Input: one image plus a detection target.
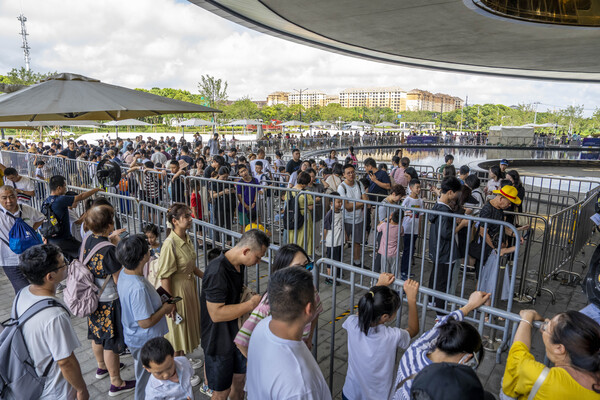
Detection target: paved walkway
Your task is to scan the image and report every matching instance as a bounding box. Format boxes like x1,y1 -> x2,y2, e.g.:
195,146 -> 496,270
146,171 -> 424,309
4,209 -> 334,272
0,233 -> 595,399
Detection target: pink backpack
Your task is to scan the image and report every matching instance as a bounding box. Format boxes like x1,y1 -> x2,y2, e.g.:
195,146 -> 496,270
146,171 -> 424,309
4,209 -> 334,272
63,237 -> 115,318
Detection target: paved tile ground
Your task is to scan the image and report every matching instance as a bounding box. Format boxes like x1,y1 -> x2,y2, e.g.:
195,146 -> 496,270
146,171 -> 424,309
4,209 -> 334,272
0,229 -> 596,399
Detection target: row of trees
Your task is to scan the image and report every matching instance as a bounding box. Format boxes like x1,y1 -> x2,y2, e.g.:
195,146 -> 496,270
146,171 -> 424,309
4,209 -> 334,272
2,68 -> 599,134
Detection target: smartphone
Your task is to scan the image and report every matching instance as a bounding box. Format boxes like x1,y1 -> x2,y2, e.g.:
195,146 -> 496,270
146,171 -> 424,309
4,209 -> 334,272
156,287 -> 172,303
167,296 -> 183,304
119,230 -> 129,239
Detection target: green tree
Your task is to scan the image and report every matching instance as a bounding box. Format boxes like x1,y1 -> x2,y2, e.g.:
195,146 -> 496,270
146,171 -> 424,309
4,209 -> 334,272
0,67 -> 56,93
224,97 -> 260,120
197,75 -> 228,108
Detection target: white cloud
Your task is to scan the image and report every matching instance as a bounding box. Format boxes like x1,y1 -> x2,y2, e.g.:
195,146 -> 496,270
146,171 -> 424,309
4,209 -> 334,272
1,0 -> 599,115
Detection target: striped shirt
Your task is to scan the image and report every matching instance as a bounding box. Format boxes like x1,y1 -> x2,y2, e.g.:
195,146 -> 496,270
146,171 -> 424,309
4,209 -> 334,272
234,290 -> 323,348
392,310 -> 464,400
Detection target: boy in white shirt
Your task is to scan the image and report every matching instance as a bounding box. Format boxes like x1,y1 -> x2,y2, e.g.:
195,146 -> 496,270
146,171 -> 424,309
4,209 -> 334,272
142,337 -> 196,400
400,179 -> 424,280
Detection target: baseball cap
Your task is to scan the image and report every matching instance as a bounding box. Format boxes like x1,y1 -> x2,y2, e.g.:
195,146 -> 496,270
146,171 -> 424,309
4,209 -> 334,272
492,185 -> 521,205
410,363 -> 495,400
500,159 -> 509,166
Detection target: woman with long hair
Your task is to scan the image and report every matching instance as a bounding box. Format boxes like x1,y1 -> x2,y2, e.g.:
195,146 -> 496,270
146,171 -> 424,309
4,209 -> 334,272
83,205 -> 135,396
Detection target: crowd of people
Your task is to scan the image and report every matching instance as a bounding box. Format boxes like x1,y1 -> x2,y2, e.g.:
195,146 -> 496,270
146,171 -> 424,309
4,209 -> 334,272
0,134 -> 599,400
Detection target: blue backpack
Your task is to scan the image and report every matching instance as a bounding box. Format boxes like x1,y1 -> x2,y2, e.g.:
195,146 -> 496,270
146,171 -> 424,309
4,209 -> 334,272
1,206 -> 43,254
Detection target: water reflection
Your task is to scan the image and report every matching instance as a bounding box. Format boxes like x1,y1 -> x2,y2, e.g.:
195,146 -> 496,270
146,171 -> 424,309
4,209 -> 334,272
354,148 -> 587,168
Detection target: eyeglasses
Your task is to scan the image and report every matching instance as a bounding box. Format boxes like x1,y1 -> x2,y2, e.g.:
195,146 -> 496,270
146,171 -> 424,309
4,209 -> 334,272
51,260 -> 68,273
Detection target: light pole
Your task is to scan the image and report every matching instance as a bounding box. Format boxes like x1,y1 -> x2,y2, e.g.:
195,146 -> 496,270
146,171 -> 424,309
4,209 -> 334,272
293,88 -> 308,122
533,101 -> 541,124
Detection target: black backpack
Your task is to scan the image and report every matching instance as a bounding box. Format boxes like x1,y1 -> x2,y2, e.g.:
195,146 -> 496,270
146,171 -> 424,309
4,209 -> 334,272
39,197 -> 62,239
283,193 -> 304,230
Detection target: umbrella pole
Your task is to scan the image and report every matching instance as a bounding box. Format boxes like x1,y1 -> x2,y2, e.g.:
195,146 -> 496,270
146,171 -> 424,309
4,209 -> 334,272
116,126 -> 119,140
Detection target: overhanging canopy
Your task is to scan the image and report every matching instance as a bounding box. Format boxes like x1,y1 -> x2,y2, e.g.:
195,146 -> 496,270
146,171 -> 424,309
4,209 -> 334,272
190,0 -> 600,82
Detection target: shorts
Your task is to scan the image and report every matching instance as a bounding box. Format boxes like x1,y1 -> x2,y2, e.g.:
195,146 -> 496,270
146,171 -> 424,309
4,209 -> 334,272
344,222 -> 364,243
204,347 -> 247,392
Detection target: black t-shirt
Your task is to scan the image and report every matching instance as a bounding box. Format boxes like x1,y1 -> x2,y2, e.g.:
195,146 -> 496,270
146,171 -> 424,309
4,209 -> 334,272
171,175 -> 185,203
200,253 -> 245,356
59,148 -> 77,159
44,195 -> 75,240
286,159 -> 302,174
204,166 -> 215,179
83,234 -> 121,277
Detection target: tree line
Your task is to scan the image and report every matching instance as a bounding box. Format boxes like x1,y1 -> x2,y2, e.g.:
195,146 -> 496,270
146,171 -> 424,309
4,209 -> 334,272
2,68 -> 599,135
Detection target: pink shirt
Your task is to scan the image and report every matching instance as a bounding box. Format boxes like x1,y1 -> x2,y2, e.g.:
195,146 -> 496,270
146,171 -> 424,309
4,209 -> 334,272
377,222 -> 400,257
234,290 -> 323,348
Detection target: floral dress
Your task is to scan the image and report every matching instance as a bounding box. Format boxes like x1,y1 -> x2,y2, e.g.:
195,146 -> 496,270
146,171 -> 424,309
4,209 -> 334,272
84,234 -> 125,353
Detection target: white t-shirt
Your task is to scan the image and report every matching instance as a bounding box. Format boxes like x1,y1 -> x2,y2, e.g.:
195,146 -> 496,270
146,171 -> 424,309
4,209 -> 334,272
246,316 -> 332,400
15,287 -> 81,400
401,196 -> 424,235
324,210 -> 344,247
9,176 -> 35,205
250,159 -> 272,177
0,204 -> 44,267
342,315 -> 411,400
338,181 -> 365,224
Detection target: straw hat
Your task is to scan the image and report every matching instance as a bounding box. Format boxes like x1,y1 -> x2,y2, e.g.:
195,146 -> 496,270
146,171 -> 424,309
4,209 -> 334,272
492,185 -> 521,205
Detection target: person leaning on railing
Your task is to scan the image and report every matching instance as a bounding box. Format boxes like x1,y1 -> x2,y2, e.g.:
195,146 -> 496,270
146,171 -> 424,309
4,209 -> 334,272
501,310 -> 600,399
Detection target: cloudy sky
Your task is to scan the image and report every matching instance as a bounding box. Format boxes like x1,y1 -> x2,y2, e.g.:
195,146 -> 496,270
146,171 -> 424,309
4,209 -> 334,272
1,0 -> 599,115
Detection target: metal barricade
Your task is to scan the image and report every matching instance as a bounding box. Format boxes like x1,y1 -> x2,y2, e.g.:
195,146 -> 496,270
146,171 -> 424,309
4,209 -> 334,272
313,258 -> 539,395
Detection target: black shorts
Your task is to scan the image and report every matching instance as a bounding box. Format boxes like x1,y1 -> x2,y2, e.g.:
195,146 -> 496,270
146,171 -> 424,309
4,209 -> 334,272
204,347 -> 247,392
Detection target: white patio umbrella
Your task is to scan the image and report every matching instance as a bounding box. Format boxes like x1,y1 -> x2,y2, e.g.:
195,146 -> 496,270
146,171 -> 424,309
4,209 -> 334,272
104,119 -> 152,139
177,118 -> 217,137
0,120 -> 101,143
225,119 -> 262,135
375,122 -> 398,128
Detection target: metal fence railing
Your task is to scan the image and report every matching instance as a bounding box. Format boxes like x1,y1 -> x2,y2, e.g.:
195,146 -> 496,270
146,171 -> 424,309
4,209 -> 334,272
3,150 -> 598,316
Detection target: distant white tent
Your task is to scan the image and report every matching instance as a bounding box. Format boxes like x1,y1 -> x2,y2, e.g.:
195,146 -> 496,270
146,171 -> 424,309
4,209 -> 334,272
104,119 -> 152,126
225,119 -> 262,135
309,121 -> 334,127
177,118 -> 216,126
347,121 -> 372,128
278,120 -> 306,126
375,122 -> 398,128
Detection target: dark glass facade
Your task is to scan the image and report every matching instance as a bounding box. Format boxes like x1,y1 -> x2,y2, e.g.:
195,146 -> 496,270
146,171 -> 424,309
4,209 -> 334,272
474,0 -> 600,26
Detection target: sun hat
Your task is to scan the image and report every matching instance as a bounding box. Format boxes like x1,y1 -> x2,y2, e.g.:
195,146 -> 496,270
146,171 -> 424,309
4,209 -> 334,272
410,363 -> 495,400
493,185 -> 521,205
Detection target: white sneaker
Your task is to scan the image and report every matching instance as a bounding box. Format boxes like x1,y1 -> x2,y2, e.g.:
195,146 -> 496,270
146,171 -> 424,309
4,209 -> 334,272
188,358 -> 203,369
190,375 -> 201,387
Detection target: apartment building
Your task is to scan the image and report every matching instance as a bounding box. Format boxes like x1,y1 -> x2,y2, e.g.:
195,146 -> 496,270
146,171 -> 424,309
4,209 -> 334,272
267,88 -> 462,112
266,91 -> 289,106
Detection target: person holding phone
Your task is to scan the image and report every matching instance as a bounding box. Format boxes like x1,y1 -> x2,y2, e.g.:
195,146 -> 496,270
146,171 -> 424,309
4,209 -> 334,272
116,234 -> 177,400
156,203 -> 204,359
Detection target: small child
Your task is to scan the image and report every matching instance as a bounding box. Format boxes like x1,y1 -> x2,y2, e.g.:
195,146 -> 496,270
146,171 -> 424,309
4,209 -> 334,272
35,160 -> 45,180
400,179 -> 423,280
323,192 -> 344,285
143,224 -> 161,257
377,210 -> 402,275
342,274 -> 419,400
142,337 -> 197,400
